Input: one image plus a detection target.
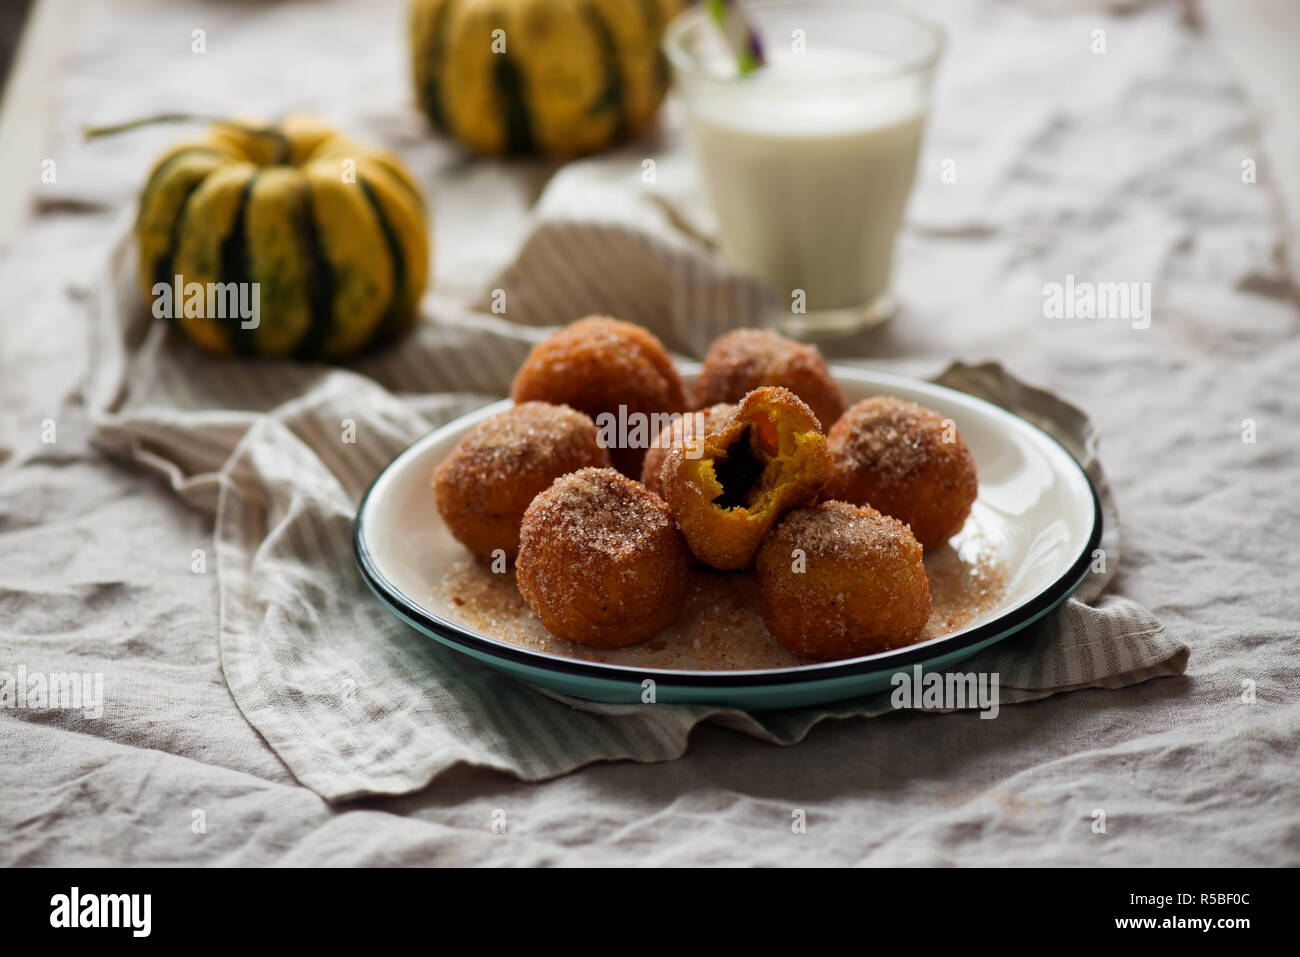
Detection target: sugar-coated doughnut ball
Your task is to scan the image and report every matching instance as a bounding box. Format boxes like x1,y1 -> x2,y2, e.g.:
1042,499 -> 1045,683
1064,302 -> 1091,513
693,329 -> 846,433
824,396 -> 978,550
661,386 -> 830,570
516,467 -> 691,648
640,402 -> 737,499
432,402 -> 609,560
756,501 -> 931,660
510,316 -> 687,477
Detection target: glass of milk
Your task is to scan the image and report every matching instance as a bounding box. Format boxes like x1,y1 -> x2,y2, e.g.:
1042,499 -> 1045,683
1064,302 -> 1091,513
664,2 -> 944,337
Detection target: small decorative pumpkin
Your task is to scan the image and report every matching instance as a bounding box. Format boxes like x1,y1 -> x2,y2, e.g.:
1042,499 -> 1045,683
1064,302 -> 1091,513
410,0 -> 687,157
132,114 -> 429,359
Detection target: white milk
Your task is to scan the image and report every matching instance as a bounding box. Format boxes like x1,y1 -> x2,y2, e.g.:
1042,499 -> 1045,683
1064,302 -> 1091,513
683,49 -> 929,314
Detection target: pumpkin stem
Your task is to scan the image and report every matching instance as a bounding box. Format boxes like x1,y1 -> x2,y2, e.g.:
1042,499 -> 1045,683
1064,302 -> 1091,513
83,113 -> 294,164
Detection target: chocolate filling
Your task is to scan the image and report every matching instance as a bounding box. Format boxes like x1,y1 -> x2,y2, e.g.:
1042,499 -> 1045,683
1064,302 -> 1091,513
711,426 -> 765,510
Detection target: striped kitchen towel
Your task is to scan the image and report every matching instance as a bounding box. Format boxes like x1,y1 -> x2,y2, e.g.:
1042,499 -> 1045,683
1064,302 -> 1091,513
86,216 -> 1186,802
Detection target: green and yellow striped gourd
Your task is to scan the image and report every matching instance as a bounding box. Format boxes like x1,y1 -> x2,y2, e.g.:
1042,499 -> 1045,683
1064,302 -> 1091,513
411,0 -> 687,157
134,114 -> 429,359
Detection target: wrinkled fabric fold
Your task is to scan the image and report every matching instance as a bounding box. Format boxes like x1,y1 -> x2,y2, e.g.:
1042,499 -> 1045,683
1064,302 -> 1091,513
87,212 -> 1185,802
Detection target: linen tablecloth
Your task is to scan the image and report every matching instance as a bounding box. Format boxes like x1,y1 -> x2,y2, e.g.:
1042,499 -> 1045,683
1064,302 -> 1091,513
1,0 -> 1297,864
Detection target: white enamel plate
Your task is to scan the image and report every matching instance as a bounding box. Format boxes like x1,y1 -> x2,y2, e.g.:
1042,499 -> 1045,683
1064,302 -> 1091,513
354,365 -> 1101,710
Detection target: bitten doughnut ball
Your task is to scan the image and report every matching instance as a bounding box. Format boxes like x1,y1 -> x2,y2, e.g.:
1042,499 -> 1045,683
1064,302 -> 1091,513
516,467 -> 691,648
693,329 -> 846,432
661,386 -> 831,570
432,402 -> 609,560
756,501 -> 932,660
824,396 -> 978,550
511,316 -> 687,477
640,402 -> 737,499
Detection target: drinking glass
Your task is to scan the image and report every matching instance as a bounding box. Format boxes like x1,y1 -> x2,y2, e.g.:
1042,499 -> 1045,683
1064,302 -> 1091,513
664,1 -> 945,337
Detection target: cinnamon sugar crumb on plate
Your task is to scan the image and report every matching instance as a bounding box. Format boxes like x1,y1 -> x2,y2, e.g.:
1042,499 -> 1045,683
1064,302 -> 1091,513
436,507 -> 1007,670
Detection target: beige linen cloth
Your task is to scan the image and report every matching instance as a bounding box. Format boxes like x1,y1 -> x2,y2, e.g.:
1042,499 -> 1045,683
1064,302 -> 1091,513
7,0 -> 1298,865
87,197 -> 1185,801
